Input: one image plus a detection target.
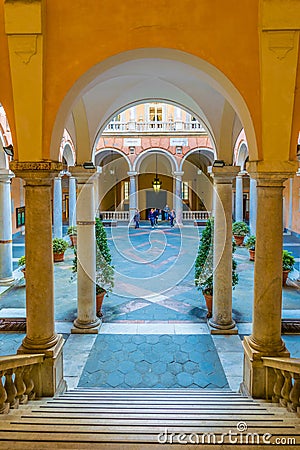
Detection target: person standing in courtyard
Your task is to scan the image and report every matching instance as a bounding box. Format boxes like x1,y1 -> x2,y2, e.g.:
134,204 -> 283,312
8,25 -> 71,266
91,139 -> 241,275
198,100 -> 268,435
163,204 -> 170,221
170,209 -> 176,227
133,209 -> 140,229
148,208 -> 156,228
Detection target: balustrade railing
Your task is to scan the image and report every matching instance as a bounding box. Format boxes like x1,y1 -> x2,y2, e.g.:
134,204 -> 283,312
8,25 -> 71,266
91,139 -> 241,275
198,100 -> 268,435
262,357 -> 300,414
182,211 -> 211,221
100,211 -> 129,221
103,120 -> 205,133
0,354 -> 44,414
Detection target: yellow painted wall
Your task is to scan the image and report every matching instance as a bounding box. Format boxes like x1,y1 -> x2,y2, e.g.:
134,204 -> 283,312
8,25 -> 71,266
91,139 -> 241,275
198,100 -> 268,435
0,0 -> 262,159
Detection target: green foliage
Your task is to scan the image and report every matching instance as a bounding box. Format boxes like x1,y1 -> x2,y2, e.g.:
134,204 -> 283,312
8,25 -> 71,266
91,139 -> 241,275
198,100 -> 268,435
245,235 -> 256,250
67,226 -> 77,236
71,218 -> 114,294
95,218 -> 112,265
52,238 -> 69,254
282,250 -> 295,271
232,221 -> 249,237
194,217 -> 239,296
18,255 -> 26,267
95,218 -> 114,293
194,218 -> 214,295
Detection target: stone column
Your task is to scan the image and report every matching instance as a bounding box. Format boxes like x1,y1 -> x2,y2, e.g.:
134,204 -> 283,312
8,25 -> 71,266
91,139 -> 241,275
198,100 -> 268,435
70,166 -> 101,334
249,177 -> 257,235
243,171 -> 294,398
235,172 -> 244,222
68,175 -> 77,227
10,161 -> 65,397
173,171 -> 184,225
94,166 -> 102,216
208,166 -> 240,334
288,177 -> 293,230
53,175 -> 62,238
128,171 -> 138,222
0,169 -> 14,284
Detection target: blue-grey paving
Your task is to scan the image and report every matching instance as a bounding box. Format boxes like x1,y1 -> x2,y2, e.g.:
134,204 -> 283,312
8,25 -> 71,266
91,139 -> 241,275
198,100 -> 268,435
78,334 -> 229,389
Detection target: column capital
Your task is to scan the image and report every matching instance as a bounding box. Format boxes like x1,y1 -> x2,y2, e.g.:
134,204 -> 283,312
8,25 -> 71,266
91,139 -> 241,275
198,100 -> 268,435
127,171 -> 138,177
208,165 -> 240,183
9,161 -> 63,185
69,165 -> 101,184
0,168 -> 14,182
247,160 -> 298,185
173,171 -> 184,177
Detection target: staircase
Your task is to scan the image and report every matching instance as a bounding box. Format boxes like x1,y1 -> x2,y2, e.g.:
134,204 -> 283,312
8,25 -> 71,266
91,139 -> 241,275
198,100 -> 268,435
0,389 -> 299,449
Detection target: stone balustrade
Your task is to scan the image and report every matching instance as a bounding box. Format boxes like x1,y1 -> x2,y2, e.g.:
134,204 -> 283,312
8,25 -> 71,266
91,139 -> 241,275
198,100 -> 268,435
0,354 -> 44,414
100,211 -> 129,221
182,211 -> 211,221
103,120 -> 205,134
262,357 -> 300,414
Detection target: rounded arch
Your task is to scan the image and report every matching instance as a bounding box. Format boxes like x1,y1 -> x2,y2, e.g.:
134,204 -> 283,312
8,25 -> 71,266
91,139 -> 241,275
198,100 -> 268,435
236,142 -> 248,171
50,48 -> 258,163
59,129 -> 76,166
133,148 -> 178,173
95,147 -> 131,171
62,144 -> 76,167
180,147 -> 215,171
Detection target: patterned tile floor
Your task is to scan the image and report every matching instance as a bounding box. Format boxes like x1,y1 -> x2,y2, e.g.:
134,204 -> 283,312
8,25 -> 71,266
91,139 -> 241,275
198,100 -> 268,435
78,334 -> 229,389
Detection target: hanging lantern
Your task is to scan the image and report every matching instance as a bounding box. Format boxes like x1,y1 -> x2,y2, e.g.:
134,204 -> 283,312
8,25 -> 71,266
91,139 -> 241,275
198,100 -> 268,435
152,153 -> 162,192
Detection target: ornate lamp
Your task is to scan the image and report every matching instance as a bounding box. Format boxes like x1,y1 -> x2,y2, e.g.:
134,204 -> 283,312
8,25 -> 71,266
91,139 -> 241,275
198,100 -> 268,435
152,153 -> 162,192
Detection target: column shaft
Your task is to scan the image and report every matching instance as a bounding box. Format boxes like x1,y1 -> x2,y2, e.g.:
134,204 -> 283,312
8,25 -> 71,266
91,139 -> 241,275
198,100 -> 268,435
53,176 -> 62,238
208,166 -> 239,334
128,171 -> 138,222
173,171 -> 183,225
68,176 -> 76,227
250,180 -> 286,351
70,167 -> 100,333
235,174 -> 243,222
243,171 -> 294,398
249,178 -> 257,235
0,170 -> 14,283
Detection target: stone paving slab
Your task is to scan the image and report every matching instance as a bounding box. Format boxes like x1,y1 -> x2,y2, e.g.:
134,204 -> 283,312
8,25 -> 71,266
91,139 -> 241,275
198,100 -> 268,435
78,334 -> 229,389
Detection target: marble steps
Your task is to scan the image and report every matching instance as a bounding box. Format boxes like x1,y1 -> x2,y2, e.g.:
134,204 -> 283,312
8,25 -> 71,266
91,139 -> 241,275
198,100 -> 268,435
0,389 -> 299,448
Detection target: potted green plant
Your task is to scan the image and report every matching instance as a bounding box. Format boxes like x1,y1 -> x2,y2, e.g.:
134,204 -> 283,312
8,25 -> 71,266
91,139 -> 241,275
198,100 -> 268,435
245,235 -> 256,261
53,237 -> 69,262
282,250 -> 295,287
67,225 -> 77,247
18,255 -> 26,278
195,218 -> 239,318
232,221 -> 249,246
95,218 -> 114,317
71,218 -> 114,317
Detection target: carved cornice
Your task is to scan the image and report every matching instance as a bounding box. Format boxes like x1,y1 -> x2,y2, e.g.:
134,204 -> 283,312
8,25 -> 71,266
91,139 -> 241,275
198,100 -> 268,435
10,161 -> 63,184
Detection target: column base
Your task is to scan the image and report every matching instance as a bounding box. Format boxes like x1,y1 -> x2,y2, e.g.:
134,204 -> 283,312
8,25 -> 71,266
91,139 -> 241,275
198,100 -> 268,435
17,334 -> 66,397
242,335 -> 290,398
71,317 -> 102,334
208,318 -> 238,335
0,276 -> 15,285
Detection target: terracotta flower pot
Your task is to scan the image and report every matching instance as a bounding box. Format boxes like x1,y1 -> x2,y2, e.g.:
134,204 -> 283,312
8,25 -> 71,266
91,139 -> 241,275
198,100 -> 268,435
282,270 -> 290,287
69,235 -> 77,247
21,268 -> 26,279
249,249 -> 255,261
203,293 -> 213,318
233,235 -> 245,246
53,252 -> 65,262
96,291 -> 106,317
